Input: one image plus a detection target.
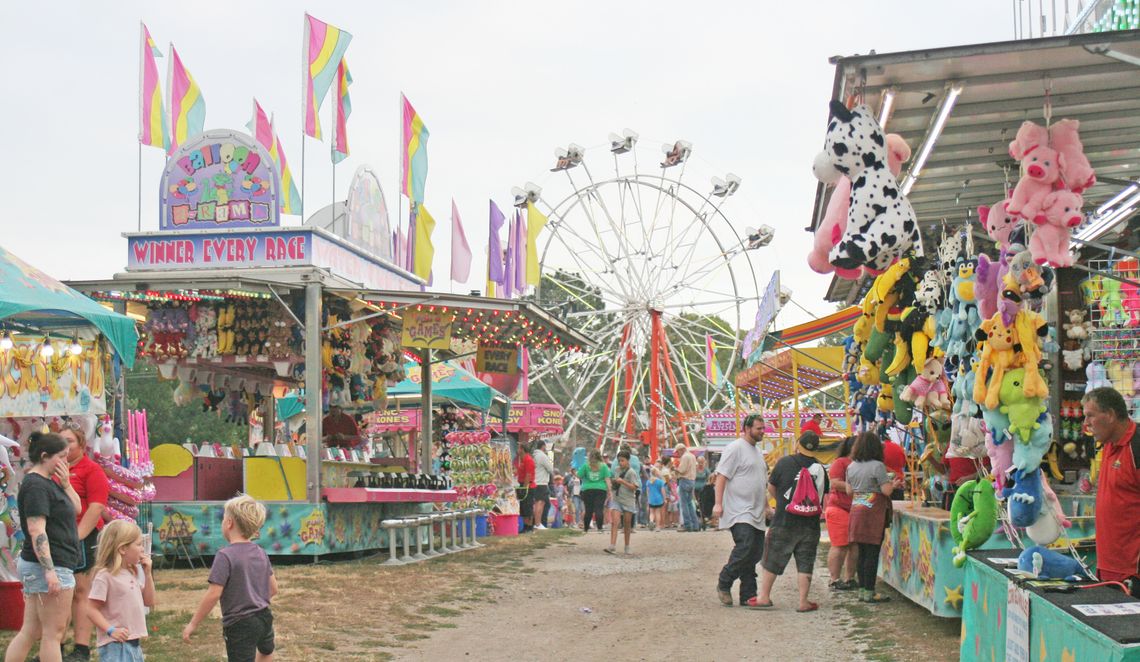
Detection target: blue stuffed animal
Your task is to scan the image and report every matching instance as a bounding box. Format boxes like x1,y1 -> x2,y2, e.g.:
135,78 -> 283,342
1017,545 -> 1084,580
1004,468 -> 1043,527
980,405 -> 1011,447
1012,412 -> 1053,473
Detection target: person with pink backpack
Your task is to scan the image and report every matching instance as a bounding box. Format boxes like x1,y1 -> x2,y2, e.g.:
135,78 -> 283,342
753,432 -> 828,612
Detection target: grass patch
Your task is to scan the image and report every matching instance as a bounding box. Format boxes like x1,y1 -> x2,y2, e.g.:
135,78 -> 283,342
420,605 -> 462,617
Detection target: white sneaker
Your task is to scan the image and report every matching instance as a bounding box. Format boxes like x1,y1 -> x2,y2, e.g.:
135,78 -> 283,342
535,524 -> 547,530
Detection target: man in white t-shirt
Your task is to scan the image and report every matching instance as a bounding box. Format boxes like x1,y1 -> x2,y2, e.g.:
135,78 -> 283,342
532,440 -> 555,529
712,413 -> 770,608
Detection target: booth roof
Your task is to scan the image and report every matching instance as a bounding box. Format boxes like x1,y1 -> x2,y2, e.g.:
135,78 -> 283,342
814,30 -> 1140,304
0,245 -> 139,367
389,359 -> 508,416
68,268 -> 592,354
734,345 -> 845,402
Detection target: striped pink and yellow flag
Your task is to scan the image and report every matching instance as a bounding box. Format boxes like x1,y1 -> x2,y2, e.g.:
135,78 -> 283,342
167,44 -> 205,154
138,23 -> 169,151
331,57 -> 352,164
271,119 -> 302,216
401,94 -> 430,203
246,98 -> 273,151
303,14 -> 353,140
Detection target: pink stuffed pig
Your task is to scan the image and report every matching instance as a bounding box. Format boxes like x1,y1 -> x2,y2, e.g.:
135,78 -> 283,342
808,134 -> 911,279
1029,190 -> 1083,267
979,198 -> 1017,249
1049,119 -> 1096,193
1007,121 -> 1062,222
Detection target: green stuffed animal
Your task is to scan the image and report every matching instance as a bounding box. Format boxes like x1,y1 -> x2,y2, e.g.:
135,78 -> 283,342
999,368 -> 1047,443
950,478 -> 998,567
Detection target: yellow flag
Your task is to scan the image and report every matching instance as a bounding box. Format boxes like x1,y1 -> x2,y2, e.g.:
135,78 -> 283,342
525,201 -> 548,286
413,203 -> 436,280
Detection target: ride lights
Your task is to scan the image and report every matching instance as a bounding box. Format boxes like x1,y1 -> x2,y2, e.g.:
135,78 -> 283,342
68,337 -> 83,357
900,82 -> 964,197
39,336 -> 54,358
0,332 -> 12,351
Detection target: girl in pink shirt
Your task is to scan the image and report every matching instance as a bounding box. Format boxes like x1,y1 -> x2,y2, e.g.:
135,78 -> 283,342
86,520 -> 155,662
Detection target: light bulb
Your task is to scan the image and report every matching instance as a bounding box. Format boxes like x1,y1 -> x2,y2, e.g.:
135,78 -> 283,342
40,340 -> 55,358
0,333 -> 12,351
69,339 -> 83,356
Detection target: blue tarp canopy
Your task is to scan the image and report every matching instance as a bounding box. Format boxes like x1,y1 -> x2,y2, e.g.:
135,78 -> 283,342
0,245 -> 138,367
389,360 -> 507,414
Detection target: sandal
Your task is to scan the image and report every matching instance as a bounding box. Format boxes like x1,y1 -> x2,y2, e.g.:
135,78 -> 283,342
744,597 -> 775,610
796,601 -> 820,613
843,579 -> 859,590
860,592 -> 891,603
829,580 -> 854,591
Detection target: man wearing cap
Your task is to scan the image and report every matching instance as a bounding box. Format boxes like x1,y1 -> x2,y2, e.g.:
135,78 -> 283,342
754,431 -> 829,612
532,440 -> 555,530
673,443 -> 699,532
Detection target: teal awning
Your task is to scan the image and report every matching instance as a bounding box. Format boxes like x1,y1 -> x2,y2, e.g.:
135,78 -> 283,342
0,245 -> 139,367
389,360 -> 506,413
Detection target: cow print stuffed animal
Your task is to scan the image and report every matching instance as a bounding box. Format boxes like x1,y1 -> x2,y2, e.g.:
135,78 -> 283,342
813,101 -> 920,273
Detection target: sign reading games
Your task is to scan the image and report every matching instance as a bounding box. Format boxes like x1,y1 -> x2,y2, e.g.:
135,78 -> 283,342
160,130 -> 279,231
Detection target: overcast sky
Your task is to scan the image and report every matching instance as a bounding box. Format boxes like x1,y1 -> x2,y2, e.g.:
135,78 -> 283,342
1,1 -> 1012,330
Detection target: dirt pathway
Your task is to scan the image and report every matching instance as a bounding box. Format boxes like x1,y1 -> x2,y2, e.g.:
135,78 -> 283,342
408,527 -> 871,661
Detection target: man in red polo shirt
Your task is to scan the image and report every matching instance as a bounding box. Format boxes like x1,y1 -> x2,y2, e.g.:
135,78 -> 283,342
1082,387 -> 1140,597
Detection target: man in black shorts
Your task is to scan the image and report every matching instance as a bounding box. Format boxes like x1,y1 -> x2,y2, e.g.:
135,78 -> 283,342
755,432 -> 828,612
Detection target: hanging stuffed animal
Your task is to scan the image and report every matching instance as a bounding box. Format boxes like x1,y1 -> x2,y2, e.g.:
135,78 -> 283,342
937,230 -> 966,291
1024,476 -> 1073,545
1004,467 -> 1044,527
1028,190 -> 1083,267
1012,412 -> 1053,473
999,368 -> 1047,443
950,478 -> 999,567
812,101 -> 919,272
1007,121 -> 1063,221
984,420 -> 1014,492
1048,118 -> 1097,193
901,356 -> 951,410
979,198 -> 1018,250
974,253 -> 1002,323
1084,361 -> 1112,393
1063,309 -> 1089,341
1099,277 -> 1129,327
809,133 -> 912,278
1116,259 -> 1140,328
948,411 -> 987,459
973,315 -> 1020,410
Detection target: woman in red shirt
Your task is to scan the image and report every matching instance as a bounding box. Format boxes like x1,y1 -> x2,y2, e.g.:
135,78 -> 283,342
515,443 -> 536,532
61,419 -> 110,661
826,436 -> 858,590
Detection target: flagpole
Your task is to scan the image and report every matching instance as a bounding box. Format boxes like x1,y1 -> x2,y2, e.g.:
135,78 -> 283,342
137,142 -> 142,232
300,130 -> 306,222
331,91 -> 336,231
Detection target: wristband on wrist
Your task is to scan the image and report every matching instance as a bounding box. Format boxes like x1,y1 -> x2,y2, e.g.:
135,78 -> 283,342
107,626 -> 116,636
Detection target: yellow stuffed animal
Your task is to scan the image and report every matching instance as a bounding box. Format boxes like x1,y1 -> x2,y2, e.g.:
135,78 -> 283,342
973,314 -> 1019,410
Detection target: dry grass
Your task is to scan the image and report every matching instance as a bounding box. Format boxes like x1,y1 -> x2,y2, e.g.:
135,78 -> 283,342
0,529 -> 578,661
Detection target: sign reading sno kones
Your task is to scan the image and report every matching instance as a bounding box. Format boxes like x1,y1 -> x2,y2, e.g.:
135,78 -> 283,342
159,130 -> 279,231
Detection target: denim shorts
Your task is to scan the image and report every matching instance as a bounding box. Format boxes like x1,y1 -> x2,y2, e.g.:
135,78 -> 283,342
223,608 -> 275,662
98,640 -> 145,662
17,558 -> 76,594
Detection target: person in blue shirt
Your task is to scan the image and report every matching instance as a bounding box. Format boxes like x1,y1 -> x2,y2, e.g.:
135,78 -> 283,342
647,469 -> 666,530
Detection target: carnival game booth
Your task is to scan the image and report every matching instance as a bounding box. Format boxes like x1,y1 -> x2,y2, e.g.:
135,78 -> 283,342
0,244 -> 139,627
67,130 -> 589,557
806,31 -> 1140,620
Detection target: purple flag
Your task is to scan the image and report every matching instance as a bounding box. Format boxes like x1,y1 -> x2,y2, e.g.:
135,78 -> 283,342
488,200 -> 506,285
514,209 -> 527,290
504,213 -> 516,298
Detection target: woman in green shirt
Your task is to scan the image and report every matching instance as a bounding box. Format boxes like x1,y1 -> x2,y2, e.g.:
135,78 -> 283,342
579,450 -> 611,532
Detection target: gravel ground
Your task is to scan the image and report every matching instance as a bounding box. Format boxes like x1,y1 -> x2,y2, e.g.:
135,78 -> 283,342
407,526 -> 872,661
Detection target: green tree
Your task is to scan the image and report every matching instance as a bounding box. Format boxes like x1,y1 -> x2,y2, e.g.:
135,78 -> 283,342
125,365 -> 245,446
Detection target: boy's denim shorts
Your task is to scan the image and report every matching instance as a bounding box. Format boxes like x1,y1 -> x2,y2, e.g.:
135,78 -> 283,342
17,558 -> 76,594
98,640 -> 145,662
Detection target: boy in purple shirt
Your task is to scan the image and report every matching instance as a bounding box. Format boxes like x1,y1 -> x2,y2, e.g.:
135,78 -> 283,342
183,495 -> 278,662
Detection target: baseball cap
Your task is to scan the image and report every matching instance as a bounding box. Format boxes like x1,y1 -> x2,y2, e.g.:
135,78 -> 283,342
798,431 -> 820,452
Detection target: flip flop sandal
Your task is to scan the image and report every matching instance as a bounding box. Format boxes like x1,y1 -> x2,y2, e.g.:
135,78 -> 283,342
796,602 -> 820,613
745,598 -> 775,610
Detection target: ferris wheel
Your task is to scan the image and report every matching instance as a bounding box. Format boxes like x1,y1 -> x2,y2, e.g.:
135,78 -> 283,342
523,132 -> 773,457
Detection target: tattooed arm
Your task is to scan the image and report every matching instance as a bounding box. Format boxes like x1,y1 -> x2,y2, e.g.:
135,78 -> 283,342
25,516 -> 62,595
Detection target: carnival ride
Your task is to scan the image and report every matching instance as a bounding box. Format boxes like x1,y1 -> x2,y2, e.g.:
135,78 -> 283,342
521,134 -> 774,459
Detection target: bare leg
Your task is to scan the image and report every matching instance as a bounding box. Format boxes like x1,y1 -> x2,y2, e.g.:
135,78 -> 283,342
622,512 -> 633,550
828,544 -> 848,583
797,573 -> 814,610
532,498 -> 545,527
255,652 -> 274,662
757,569 -> 778,604
4,591 -> 44,662
608,509 -> 620,548
845,544 -> 859,582
71,569 -> 94,651
36,589 -> 74,662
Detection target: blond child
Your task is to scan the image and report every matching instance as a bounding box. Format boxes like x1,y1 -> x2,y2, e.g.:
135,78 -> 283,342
86,520 -> 155,662
182,495 -> 278,662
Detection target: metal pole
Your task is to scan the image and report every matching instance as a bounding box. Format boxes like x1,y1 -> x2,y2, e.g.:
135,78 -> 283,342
138,142 -> 143,232
420,347 -> 433,473
300,132 -> 306,222
304,282 -> 322,503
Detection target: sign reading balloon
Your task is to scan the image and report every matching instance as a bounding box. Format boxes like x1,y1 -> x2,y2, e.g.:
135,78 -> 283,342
159,130 -> 280,231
